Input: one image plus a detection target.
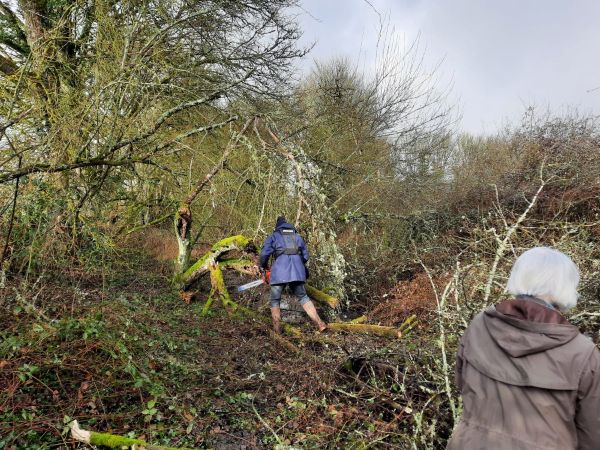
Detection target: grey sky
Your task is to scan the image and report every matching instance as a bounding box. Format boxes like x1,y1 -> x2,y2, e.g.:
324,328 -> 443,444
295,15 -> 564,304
296,0 -> 600,134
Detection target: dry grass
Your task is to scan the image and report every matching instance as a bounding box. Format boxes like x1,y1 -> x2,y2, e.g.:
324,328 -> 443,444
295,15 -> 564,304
125,228 -> 210,262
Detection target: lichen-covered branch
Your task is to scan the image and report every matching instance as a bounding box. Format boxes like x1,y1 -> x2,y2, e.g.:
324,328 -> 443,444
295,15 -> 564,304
483,168 -> 546,304
70,420 -> 195,449
180,235 -> 251,287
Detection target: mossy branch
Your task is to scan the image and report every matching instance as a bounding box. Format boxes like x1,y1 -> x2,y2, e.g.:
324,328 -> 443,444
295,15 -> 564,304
70,420 -> 196,449
326,322 -> 407,338
350,315 -> 367,324
209,262 -> 237,313
180,235 -> 252,287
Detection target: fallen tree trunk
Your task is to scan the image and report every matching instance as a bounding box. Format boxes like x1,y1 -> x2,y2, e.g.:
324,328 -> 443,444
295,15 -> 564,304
201,262 -> 237,316
193,256 -> 412,341
179,235 -> 341,311
70,420 -> 195,449
180,235 -> 252,287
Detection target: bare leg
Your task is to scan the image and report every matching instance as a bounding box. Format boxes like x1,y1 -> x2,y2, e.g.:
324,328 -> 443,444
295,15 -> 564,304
270,306 -> 282,334
302,300 -> 327,332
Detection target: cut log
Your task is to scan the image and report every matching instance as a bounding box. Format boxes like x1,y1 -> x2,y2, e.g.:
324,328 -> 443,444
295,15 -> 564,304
70,420 -> 195,449
305,284 -> 339,309
326,314 -> 417,338
326,323 -> 403,338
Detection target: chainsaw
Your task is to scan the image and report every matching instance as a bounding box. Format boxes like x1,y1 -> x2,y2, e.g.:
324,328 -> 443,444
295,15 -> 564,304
236,270 -> 270,293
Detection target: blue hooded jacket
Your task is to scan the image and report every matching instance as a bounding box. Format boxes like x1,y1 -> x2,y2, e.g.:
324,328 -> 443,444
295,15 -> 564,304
259,219 -> 309,285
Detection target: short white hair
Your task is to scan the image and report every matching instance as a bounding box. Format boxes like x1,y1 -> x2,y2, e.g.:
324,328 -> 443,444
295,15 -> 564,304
506,247 -> 580,311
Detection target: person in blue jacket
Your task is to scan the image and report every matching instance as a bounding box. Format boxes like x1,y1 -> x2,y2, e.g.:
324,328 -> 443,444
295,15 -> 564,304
259,216 -> 327,334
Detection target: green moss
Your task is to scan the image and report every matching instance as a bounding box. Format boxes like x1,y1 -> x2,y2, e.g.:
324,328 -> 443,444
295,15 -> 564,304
90,431 -> 146,447
90,431 -> 196,449
201,291 -> 216,316
306,284 -> 339,309
210,235 -> 250,251
209,264 -> 237,312
181,253 -> 210,280
181,235 -> 252,283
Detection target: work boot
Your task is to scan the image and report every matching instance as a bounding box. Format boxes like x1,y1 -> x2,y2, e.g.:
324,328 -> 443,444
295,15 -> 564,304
302,300 -> 327,332
270,306 -> 282,334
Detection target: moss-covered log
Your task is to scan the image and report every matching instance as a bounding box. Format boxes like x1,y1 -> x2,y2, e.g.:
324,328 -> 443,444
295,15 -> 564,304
326,323 -> 404,338
327,314 -> 418,338
305,284 -> 339,309
70,420 -> 196,449
180,235 -> 252,287
399,314 -> 418,334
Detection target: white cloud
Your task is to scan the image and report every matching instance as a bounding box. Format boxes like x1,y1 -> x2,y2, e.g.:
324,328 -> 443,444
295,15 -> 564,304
297,0 -> 600,134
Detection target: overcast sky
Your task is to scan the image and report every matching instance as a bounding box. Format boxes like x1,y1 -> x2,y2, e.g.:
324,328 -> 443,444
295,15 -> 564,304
296,0 -> 600,134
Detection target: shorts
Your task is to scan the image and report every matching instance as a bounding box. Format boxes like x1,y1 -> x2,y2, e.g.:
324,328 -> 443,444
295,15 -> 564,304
270,282 -> 310,308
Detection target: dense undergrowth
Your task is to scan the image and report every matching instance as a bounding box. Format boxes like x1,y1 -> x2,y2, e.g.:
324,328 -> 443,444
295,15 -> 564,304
3,150 -> 600,449
3,199 -> 600,449
0,247 -> 457,449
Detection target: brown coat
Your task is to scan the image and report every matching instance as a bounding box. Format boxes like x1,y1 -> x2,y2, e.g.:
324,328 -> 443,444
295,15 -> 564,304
447,297 -> 600,450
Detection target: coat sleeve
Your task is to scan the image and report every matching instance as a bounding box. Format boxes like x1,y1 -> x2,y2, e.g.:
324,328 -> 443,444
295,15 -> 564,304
455,337 -> 465,392
259,234 -> 275,269
575,347 -> 600,450
298,235 -> 309,264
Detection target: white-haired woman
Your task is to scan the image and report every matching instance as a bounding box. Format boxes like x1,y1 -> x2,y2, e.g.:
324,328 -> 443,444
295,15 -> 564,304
447,247 -> 600,450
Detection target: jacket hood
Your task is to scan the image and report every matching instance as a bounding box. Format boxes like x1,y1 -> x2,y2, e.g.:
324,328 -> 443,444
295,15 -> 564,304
461,299 -> 592,389
275,222 -> 295,231
484,305 -> 579,357
275,216 -> 287,228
